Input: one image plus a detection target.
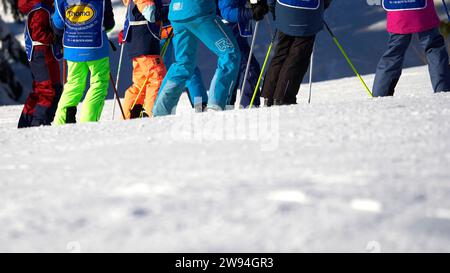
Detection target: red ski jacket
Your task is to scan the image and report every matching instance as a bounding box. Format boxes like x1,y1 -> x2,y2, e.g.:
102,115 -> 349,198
18,0 -> 54,45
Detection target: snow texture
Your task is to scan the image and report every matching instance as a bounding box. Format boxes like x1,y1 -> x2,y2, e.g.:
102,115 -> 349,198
1,66 -> 450,252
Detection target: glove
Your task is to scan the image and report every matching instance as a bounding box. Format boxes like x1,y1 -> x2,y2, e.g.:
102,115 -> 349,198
250,0 -> 269,22
142,4 -> 156,23
161,25 -> 173,40
118,30 -> 124,45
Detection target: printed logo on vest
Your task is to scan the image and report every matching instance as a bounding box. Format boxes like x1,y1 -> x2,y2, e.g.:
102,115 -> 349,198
382,0 -> 427,11
277,0 -> 320,10
65,4 -> 96,25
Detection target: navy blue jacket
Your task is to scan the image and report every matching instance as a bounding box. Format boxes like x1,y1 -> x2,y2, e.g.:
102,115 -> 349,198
124,1 -> 162,59
218,0 -> 250,24
269,0 -> 333,37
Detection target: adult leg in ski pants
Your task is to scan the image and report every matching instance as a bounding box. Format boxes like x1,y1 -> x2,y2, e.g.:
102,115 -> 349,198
153,14 -> 241,116
54,57 -> 110,124
162,40 -> 208,109
261,32 -> 315,105
373,28 -> 450,97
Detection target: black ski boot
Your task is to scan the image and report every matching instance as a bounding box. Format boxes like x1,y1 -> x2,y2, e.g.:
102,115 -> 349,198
264,98 -> 274,107
141,110 -> 150,118
66,106 -> 77,123
273,99 -> 283,106
130,104 -> 144,119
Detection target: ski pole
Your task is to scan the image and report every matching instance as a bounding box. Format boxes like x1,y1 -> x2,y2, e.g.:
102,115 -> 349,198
109,73 -> 126,120
161,29 -> 174,58
324,21 -> 373,98
113,42 -> 125,120
107,39 -> 126,120
63,59 -> 67,84
308,47 -> 315,104
249,29 -> 278,108
239,20 -> 260,108
443,0 -> 450,22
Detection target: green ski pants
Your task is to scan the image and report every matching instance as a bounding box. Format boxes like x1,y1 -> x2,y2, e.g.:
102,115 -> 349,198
54,57 -> 110,125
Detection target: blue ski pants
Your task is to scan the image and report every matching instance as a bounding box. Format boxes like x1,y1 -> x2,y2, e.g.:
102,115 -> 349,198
373,28 -> 450,97
161,39 -> 208,107
153,14 -> 241,116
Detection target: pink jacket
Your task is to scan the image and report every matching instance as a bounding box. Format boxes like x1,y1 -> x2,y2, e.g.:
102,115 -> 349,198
386,0 -> 440,34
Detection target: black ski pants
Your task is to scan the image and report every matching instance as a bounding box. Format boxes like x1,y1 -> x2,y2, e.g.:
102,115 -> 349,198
261,32 -> 315,104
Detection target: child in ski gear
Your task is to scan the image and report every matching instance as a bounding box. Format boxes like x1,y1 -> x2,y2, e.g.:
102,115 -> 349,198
159,0 -> 209,112
17,0 -> 63,128
373,0 -> 450,96
261,0 -> 332,106
218,0 -> 263,108
121,0 -> 167,119
152,0 -> 241,116
52,0 -> 115,124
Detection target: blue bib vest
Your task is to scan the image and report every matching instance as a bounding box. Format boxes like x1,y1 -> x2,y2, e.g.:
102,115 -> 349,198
383,0 -> 427,11
277,0 -> 320,10
56,0 -> 105,49
24,3 -> 63,61
123,1 -> 162,43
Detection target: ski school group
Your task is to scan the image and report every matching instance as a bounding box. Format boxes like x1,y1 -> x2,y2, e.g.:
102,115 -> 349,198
16,0 -> 450,128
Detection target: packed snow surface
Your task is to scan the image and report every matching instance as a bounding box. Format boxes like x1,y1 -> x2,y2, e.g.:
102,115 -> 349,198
1,66 -> 450,252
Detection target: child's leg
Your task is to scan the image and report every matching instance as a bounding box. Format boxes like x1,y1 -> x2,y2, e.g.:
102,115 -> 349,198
373,33 -> 412,97
188,15 -> 241,110
18,47 -> 60,128
418,28 -> 450,92
185,67 -> 208,110
244,53 -> 262,107
79,57 -> 110,123
231,32 -> 262,108
18,92 -> 38,128
143,55 -> 167,116
123,57 -> 149,119
46,51 -> 63,124
275,35 -> 315,105
153,23 -> 198,117
53,61 -> 89,125
162,36 -> 208,110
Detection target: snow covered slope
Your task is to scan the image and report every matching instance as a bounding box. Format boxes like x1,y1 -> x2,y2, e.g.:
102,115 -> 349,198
1,66 -> 450,252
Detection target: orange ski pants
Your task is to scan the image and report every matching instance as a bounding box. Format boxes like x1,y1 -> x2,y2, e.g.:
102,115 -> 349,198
123,55 -> 167,119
